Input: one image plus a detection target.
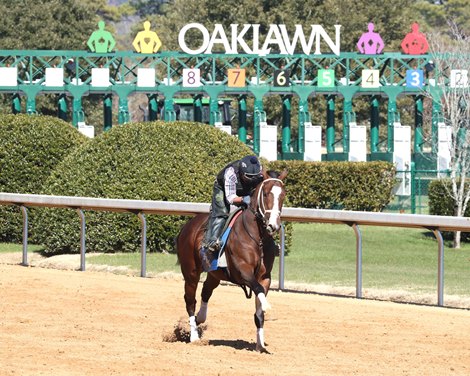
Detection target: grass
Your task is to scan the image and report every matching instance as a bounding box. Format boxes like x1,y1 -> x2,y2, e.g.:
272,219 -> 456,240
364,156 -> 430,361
2,223 -> 469,299
0,243 -> 44,253
281,223 -> 470,297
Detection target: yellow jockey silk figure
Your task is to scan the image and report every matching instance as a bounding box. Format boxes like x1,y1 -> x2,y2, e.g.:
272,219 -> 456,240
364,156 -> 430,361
132,21 -> 162,53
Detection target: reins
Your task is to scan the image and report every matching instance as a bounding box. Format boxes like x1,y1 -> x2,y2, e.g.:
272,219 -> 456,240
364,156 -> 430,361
241,177 -> 285,244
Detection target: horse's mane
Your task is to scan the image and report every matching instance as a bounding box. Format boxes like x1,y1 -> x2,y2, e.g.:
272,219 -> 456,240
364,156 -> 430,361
265,170 -> 281,179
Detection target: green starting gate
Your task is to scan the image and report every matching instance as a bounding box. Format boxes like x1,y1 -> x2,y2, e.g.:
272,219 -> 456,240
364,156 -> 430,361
0,49 -> 464,163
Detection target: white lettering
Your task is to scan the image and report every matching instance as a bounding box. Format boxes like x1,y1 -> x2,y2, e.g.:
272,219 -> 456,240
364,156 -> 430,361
279,24 -> 314,55
252,24 -> 260,54
261,25 -> 287,55
178,23 -> 341,56
231,24 -> 254,54
206,24 -> 232,53
313,25 -> 341,55
178,23 -> 210,54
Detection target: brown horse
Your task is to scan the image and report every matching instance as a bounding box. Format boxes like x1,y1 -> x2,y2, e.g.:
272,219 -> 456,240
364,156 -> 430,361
176,168 -> 287,352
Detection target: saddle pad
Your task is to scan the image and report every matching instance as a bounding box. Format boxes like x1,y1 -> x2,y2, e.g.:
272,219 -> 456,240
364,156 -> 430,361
216,209 -> 243,269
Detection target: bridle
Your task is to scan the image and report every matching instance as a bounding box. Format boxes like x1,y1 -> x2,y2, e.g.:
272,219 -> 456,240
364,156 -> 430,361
254,178 -> 285,235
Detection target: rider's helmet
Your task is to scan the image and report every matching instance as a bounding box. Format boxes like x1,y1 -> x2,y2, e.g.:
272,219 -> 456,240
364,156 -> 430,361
239,155 -> 263,186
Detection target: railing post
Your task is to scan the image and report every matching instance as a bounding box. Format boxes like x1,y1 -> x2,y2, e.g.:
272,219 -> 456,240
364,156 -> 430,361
349,223 -> 363,298
279,223 -> 286,291
20,205 -> 28,266
431,228 -> 445,306
137,212 -> 147,278
77,209 -> 86,271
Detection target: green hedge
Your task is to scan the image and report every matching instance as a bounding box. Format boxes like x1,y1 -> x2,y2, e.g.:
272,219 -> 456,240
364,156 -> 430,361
2,117 -> 396,254
428,179 -> 470,217
0,114 -> 87,242
31,121 -> 255,254
429,179 -> 470,241
268,160 -> 396,211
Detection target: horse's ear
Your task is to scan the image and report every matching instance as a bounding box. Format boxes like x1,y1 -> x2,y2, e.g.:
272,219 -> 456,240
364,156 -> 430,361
279,169 -> 288,181
262,167 -> 269,180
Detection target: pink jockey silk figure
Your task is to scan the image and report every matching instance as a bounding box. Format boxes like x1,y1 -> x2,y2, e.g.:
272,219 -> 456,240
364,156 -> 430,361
357,23 -> 384,54
401,22 -> 429,55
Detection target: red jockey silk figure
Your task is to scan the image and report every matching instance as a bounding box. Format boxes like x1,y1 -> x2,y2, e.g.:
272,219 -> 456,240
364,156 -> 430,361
401,22 -> 429,55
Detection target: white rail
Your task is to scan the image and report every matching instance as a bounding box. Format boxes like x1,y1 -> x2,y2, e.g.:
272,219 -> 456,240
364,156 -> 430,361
2,192 -> 470,306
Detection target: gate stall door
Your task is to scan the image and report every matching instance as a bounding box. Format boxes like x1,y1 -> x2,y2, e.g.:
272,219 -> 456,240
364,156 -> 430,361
438,123 -> 452,177
304,122 -> 322,161
348,122 -> 367,162
393,124 -> 411,196
259,122 -> 278,161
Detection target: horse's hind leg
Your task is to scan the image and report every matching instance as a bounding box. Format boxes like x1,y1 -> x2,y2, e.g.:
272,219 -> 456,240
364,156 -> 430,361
197,272 -> 221,324
183,274 -> 201,342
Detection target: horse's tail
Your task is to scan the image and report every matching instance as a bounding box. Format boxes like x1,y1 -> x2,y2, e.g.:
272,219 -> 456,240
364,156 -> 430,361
174,234 -> 181,265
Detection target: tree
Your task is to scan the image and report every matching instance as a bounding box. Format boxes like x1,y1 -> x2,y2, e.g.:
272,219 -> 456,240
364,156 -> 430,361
0,0 -> 117,50
0,0 -> 129,127
427,22 -> 470,248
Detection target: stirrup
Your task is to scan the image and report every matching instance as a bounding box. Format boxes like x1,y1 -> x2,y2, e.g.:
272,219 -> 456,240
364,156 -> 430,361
200,247 -> 217,272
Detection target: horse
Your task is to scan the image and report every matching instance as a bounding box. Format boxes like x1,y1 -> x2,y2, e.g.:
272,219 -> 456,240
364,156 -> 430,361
176,168 -> 287,352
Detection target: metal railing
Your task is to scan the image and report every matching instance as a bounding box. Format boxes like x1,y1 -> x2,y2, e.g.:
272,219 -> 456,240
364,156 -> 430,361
2,192 -> 470,306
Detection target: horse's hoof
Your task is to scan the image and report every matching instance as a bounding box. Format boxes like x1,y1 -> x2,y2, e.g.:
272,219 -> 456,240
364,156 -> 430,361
190,333 -> 200,343
256,345 -> 270,354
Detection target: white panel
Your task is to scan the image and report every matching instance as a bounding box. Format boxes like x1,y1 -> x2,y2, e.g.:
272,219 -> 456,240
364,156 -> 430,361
91,68 -> 110,87
348,124 -> 367,162
437,123 -> 452,177
450,69 -> 468,88
304,122 -> 322,161
215,123 -> 231,135
182,68 -> 201,87
393,125 -> 411,196
361,69 -> 380,88
45,68 -> 64,86
137,68 -> 155,87
77,122 -> 95,138
0,67 -> 18,86
259,122 -> 277,161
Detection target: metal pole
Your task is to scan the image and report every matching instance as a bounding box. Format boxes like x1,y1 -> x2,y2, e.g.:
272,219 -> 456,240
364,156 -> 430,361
432,229 -> 444,306
77,209 -> 86,271
20,205 -> 28,266
137,212 -> 147,278
279,223 -> 286,291
350,223 -> 363,298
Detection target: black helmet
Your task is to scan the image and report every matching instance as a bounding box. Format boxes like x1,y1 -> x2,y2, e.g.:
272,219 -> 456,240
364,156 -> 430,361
240,156 -> 262,183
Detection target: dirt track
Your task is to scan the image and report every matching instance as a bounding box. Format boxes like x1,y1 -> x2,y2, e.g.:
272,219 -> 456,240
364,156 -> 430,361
1,263 -> 469,376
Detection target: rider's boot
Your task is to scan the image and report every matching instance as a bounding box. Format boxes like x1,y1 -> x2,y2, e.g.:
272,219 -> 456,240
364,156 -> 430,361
206,217 -> 225,254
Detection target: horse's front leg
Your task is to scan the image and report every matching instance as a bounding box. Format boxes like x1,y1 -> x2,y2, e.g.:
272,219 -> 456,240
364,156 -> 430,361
254,295 -> 268,352
197,271 -> 222,325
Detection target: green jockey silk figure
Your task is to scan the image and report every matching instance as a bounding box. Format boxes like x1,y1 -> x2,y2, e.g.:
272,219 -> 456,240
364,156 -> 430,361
87,21 -> 116,53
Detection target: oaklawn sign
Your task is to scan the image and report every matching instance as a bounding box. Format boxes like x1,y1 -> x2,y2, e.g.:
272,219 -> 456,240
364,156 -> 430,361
178,23 -> 342,56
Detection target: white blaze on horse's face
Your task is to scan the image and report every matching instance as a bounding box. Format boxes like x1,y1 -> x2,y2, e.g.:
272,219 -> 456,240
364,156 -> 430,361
267,185 -> 282,233
257,177 -> 285,235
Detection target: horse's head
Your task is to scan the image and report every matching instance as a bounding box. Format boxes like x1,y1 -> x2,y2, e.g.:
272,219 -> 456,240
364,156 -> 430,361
252,168 -> 288,235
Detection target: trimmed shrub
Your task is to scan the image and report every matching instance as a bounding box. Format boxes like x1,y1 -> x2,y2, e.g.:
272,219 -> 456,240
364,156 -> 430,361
268,160 -> 396,211
428,179 -> 470,241
0,114 -> 87,241
32,121 -> 255,254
